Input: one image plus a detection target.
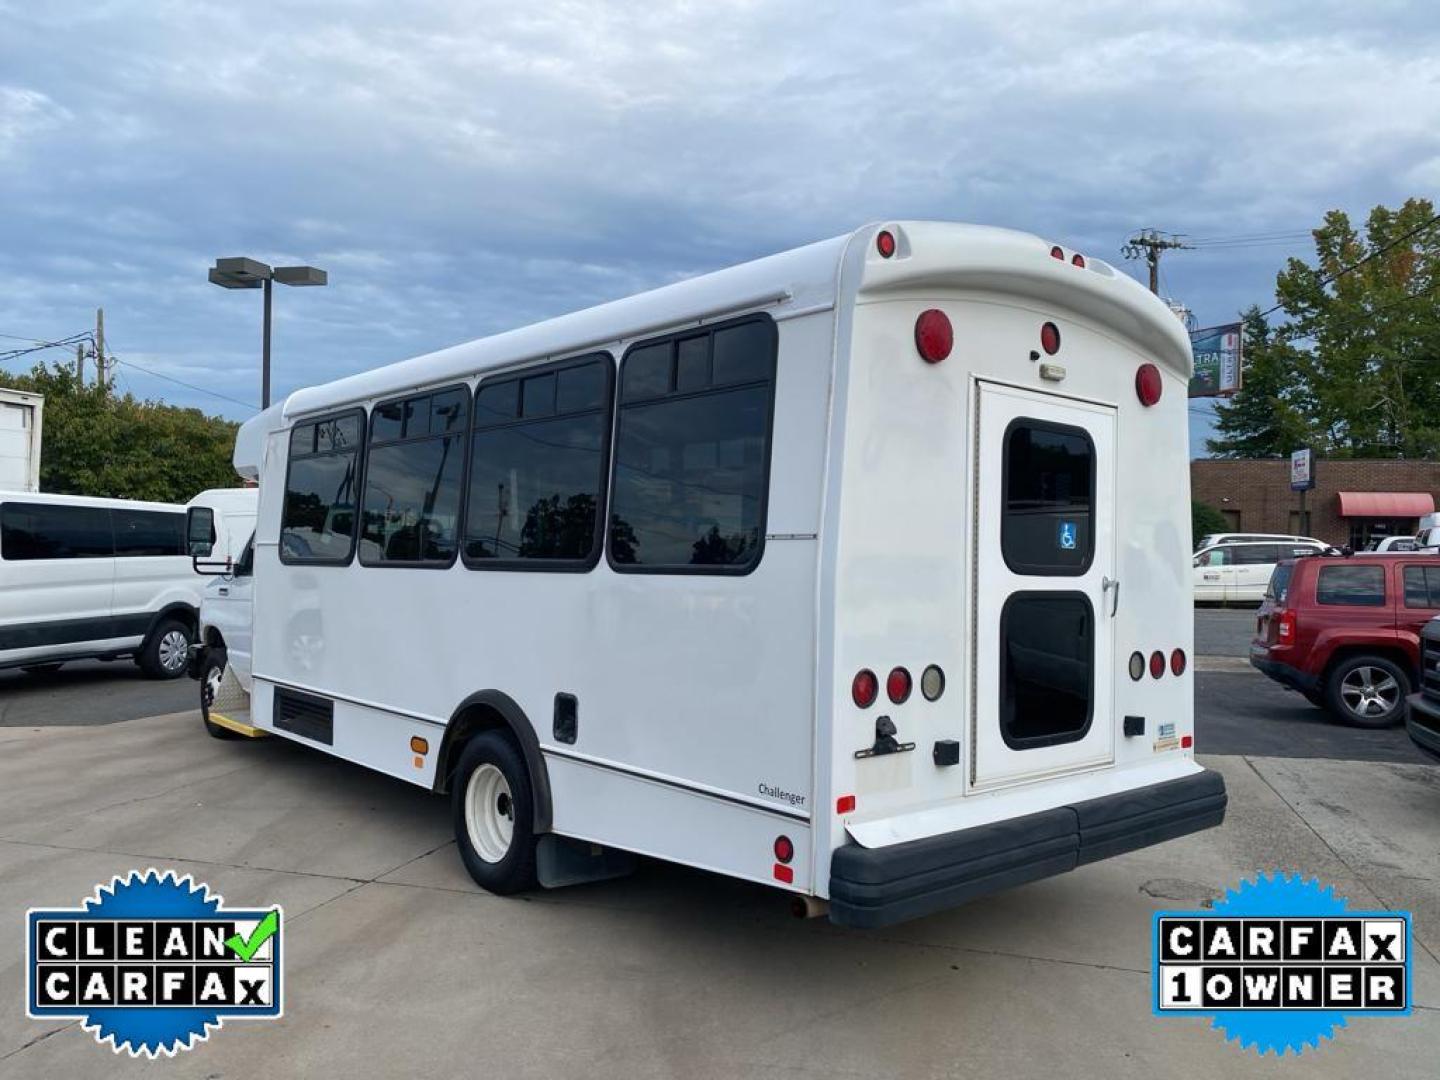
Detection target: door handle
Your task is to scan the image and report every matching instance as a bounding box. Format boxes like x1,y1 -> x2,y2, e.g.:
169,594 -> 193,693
1102,576 -> 1120,617
218,587 -> 229,596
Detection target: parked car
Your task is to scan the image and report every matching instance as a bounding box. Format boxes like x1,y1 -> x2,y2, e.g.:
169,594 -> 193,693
1195,531 -> 1322,552
1194,538 -> 1328,603
1404,618 -> 1440,760
1250,552 -> 1440,727
0,487 -> 256,678
1368,535 -> 1419,552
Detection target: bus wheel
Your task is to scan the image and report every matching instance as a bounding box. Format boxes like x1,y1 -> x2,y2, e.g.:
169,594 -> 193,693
452,731 -> 538,894
200,653 -> 240,740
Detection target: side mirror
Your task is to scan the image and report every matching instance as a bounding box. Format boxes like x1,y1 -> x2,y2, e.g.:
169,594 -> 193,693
187,507 -> 216,557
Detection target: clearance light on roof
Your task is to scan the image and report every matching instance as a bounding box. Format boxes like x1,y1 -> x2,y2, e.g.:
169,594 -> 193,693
914,309 -> 952,364
876,230 -> 896,258
1050,245 -> 1065,261
1071,253 -> 1086,268
1136,363 -> 1163,406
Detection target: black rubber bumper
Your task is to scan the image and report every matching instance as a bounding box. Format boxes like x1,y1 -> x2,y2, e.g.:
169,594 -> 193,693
1249,653 -> 1318,693
828,769 -> 1227,928
1405,693 -> 1440,763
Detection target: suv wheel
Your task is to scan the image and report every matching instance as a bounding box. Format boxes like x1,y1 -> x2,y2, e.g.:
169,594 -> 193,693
1325,656 -> 1409,728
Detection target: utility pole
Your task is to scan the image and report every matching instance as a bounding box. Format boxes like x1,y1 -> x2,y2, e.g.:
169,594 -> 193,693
1122,230 -> 1192,295
76,342 -> 85,384
95,308 -> 107,392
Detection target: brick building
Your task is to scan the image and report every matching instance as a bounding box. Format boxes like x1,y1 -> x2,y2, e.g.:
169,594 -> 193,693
1191,459 -> 1440,548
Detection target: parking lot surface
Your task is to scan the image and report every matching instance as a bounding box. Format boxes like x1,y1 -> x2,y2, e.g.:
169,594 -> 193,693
1,708 -> 1437,1079
0,661 -> 192,728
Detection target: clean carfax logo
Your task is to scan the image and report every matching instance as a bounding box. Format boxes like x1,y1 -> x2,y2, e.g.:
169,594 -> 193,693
26,869 -> 283,1057
1153,872 -> 1411,1055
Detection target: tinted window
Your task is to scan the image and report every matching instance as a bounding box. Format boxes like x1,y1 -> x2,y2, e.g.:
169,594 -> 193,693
610,317 -> 776,572
113,509 -> 185,557
1002,420 -> 1093,575
465,356 -> 612,565
360,388 -> 469,565
1316,565 -> 1385,606
1233,544 -> 1281,566
0,504 -> 113,560
1403,565 -> 1440,608
1266,563 -> 1294,601
282,412 -> 364,563
1001,593 -> 1093,748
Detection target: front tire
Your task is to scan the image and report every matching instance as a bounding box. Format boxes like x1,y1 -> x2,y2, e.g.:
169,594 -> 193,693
1325,655 -> 1409,728
452,731 -> 538,894
139,617 -> 193,679
199,652 -> 240,740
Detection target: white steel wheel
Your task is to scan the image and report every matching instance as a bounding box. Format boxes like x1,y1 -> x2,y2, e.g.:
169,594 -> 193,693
465,763 -> 516,864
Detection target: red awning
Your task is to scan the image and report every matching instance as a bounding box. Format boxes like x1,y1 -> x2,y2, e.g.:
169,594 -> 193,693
1336,491 -> 1435,518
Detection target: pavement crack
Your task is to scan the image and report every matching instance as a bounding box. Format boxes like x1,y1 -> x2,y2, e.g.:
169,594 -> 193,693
1,1020 -> 76,1061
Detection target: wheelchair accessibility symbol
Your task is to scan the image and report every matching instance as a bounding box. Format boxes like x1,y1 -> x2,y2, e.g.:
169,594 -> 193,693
1058,521 -> 1078,550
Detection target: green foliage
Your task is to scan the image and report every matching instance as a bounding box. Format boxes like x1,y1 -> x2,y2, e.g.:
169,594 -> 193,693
1191,500 -> 1229,548
1208,198 -> 1440,459
0,362 -> 242,502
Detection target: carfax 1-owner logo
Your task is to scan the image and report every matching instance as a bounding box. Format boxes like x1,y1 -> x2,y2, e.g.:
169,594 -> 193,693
26,869 -> 283,1057
1153,872 -> 1412,1055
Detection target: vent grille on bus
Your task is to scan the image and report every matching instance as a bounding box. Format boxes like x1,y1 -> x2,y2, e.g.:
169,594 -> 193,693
273,687 -> 334,745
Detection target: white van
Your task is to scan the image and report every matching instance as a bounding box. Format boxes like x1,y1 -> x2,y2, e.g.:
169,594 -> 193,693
0,487 -> 257,678
1193,538 -> 1327,603
197,222 -> 1226,926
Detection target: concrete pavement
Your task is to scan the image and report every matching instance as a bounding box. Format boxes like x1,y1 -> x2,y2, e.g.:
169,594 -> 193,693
1,712 -> 1437,1078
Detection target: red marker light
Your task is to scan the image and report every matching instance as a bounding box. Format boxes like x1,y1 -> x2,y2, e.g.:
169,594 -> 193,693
914,309 -> 953,363
876,230 -> 896,258
836,794 -> 856,814
773,863 -> 794,884
1040,322 -> 1061,355
1136,363 -> 1163,406
773,835 -> 794,864
1071,253 -> 1086,268
852,669 -> 878,709
886,666 -> 912,705
1180,735 -> 1194,749
1149,651 -> 1165,679
1170,648 -> 1187,676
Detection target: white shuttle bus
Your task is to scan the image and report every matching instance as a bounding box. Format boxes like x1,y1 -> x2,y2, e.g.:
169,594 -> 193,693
200,222 -> 1225,926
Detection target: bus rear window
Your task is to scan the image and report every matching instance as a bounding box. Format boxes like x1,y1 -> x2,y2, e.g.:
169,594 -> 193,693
1001,419 -> 1094,576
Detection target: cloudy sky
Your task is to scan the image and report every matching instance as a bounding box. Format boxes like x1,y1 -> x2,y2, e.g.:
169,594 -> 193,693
2,1 -> 1437,454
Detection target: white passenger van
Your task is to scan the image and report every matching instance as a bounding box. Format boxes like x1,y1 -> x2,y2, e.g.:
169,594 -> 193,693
0,488 -> 257,678
1192,538 -> 1328,603
203,222 -> 1225,926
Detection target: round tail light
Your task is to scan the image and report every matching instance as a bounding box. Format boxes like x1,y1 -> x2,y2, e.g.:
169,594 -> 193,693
1149,651 -> 1165,679
1136,363 -> 1163,406
852,669 -> 878,708
921,664 -> 945,701
1040,322 -> 1061,355
773,835 -> 794,864
914,309 -> 953,364
886,667 -> 912,704
1128,651 -> 1145,681
876,230 -> 896,258
1170,648 -> 1187,676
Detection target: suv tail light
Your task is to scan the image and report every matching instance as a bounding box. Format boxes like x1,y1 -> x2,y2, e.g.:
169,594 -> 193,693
1277,610 -> 1296,643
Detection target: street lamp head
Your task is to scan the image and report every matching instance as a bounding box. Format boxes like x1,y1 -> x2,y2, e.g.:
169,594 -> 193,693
272,265 -> 328,287
208,267 -> 263,290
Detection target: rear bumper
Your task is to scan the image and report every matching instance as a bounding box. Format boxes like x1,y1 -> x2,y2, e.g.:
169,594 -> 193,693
1249,649 -> 1319,693
828,769 -> 1227,928
1405,692 -> 1440,762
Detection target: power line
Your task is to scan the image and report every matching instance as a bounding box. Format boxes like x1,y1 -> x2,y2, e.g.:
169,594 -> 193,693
1257,212 -> 1440,320
109,353 -> 260,412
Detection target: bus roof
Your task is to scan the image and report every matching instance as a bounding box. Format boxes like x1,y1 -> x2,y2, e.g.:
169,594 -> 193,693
270,220 -> 1192,426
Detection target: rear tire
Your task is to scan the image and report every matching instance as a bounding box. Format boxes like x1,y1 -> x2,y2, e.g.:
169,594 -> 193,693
139,617 -> 193,680
1324,655 -> 1409,728
452,731 -> 538,895
199,652 -> 241,740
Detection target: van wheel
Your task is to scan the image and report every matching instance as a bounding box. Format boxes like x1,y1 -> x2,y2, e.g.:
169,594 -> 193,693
200,653 -> 240,740
139,618 -> 193,680
1325,656 -> 1409,728
452,731 -> 538,894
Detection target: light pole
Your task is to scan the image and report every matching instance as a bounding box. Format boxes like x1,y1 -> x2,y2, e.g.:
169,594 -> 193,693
208,257 -> 327,409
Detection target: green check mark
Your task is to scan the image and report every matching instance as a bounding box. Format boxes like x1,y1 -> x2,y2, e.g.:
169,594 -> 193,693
225,910 -> 279,962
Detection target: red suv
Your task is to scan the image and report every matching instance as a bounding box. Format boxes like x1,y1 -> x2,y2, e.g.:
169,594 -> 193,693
1250,553 -> 1440,727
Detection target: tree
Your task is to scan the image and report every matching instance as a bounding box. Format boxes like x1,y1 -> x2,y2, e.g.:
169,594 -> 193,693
1191,500 -> 1228,548
0,362 -> 243,502
1208,198 -> 1440,458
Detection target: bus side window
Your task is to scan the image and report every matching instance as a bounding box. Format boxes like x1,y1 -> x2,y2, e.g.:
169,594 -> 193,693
280,411 -> 365,565
463,354 -> 614,568
358,388 -> 469,566
609,316 -> 777,573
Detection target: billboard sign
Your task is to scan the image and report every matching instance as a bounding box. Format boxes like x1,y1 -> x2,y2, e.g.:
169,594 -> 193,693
1189,323 -> 1243,398
1290,448 -> 1315,492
